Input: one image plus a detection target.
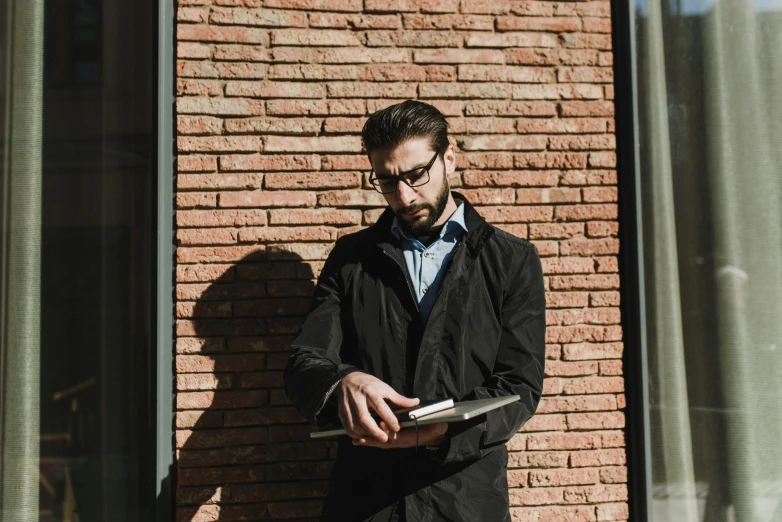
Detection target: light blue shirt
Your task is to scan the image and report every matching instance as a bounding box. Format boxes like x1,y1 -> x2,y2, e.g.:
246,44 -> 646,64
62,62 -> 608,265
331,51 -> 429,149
391,202 -> 468,323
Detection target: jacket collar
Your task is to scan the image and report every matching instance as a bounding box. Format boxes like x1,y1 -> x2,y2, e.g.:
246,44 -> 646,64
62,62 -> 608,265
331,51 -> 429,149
372,191 -> 494,257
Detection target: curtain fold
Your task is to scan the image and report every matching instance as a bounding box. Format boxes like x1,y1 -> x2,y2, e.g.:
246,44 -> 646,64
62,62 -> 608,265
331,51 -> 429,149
638,0 -> 782,520
0,0 -> 45,519
640,0 -> 698,520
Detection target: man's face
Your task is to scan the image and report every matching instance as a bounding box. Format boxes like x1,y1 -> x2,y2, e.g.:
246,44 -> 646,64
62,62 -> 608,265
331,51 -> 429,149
369,138 -> 456,234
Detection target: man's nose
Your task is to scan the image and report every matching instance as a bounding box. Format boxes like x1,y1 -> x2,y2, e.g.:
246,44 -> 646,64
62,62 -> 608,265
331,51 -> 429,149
396,180 -> 417,206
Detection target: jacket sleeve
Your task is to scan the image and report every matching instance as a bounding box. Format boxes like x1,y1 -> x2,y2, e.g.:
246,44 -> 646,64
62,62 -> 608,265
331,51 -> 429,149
435,241 -> 546,465
283,239 -> 361,426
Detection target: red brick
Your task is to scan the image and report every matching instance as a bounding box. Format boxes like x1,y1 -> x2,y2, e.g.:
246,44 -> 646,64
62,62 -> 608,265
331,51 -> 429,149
177,210 -> 267,227
463,170 -> 558,188
177,192 -> 217,208
177,97 -> 264,116
213,44 -> 271,62
559,67 -> 614,83
496,17 -> 582,32
317,189 -> 386,207
178,136 -> 262,153
460,0 -> 509,15
327,82 -> 418,98
570,449 -> 626,468
309,13 -> 401,29
599,360 -> 622,376
177,24 -> 268,44
178,7 -> 209,23
514,153 -> 588,169
560,170 -> 617,186
529,468 -> 599,487
178,155 -> 218,172
590,291 -> 620,307
517,188 -> 581,204
263,0 -> 362,10
268,63 -> 358,80
209,7 -> 308,27
597,502 -> 629,521
238,226 -> 337,242
560,33 -> 613,50
265,136 -> 361,153
265,172 -> 360,190
178,228 -> 238,246
457,65 -> 555,83
508,451 -> 569,469
504,49 -> 559,65
517,117 -> 608,134
563,342 -> 623,361
269,208 -> 362,226
564,484 -> 627,503
599,467 -> 627,484
224,117 -> 321,135
402,14 -> 494,31
511,506 -> 595,520
567,412 -> 625,430
271,46 -> 410,64
588,151 -> 617,167
458,135 -> 547,151
530,223 -> 585,239
364,0 -> 419,12
545,361 -> 598,377
267,242 -> 333,260
413,49 -> 505,64
271,29 -> 362,46
178,115 -> 223,135
538,394 -> 617,414
465,101 -> 558,117
225,81 -> 324,98
218,190 -> 317,208
559,238 -> 619,256
584,17 -> 613,33
547,325 -> 622,343
176,79 -> 221,96
465,32 -> 558,48
219,154 -> 320,171
514,84 -> 604,100
178,42 -> 211,59
554,204 -> 618,221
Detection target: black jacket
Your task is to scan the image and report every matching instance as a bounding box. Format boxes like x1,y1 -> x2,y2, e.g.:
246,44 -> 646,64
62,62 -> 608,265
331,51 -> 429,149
284,194 -> 546,522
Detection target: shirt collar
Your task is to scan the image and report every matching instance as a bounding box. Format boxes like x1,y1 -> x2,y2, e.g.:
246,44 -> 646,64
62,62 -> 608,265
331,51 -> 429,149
391,200 -> 467,242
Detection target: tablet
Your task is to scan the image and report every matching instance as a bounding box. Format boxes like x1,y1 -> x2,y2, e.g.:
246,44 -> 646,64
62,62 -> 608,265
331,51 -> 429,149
310,395 -> 520,439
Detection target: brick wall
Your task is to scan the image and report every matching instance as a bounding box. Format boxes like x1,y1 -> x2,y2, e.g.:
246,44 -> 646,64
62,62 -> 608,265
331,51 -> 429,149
174,0 -> 626,521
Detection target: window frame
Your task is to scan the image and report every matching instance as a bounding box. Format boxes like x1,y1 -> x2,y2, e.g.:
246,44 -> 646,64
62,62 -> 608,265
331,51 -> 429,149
610,0 -> 653,520
155,0 -> 175,518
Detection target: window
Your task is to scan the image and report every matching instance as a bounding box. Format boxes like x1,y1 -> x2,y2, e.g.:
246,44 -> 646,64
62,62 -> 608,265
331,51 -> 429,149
0,0 -> 159,519
625,0 -> 782,520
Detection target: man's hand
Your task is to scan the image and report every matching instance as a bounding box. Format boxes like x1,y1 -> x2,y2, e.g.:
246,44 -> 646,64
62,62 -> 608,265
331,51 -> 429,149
351,422 -> 448,449
338,372 -> 420,442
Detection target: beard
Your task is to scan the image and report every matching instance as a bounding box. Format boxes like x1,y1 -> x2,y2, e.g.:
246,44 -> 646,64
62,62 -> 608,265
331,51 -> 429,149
395,174 -> 450,235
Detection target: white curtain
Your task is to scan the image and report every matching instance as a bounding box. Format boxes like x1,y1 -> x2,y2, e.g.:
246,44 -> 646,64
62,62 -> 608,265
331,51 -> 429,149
636,0 -> 782,520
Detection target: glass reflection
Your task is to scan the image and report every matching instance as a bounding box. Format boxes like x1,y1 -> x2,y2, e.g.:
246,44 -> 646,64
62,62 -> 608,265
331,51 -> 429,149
634,0 -> 782,521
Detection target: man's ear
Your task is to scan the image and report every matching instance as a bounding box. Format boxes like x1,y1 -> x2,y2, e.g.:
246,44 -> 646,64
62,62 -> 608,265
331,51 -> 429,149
443,143 -> 457,175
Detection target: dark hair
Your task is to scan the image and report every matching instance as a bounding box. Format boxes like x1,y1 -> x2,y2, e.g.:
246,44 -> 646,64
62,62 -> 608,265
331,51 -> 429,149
361,99 -> 450,157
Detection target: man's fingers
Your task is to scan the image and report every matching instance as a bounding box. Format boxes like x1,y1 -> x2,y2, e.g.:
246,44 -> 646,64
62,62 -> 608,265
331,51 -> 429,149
429,423 -> 448,435
385,389 -> 420,408
353,395 -> 388,442
368,394 -> 401,432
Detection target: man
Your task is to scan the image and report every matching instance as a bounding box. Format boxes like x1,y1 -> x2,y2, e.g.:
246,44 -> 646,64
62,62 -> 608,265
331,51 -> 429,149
284,100 -> 546,522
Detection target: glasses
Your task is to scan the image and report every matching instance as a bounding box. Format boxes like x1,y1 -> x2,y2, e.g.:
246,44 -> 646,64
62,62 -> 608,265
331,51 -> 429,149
369,151 -> 439,194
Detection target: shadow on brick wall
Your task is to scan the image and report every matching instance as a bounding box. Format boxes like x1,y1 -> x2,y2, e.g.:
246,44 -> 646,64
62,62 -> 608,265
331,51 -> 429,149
174,250 -> 335,522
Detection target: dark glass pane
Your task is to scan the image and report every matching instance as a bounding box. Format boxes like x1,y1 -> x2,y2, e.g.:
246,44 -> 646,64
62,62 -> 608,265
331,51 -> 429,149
0,0 -> 156,520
